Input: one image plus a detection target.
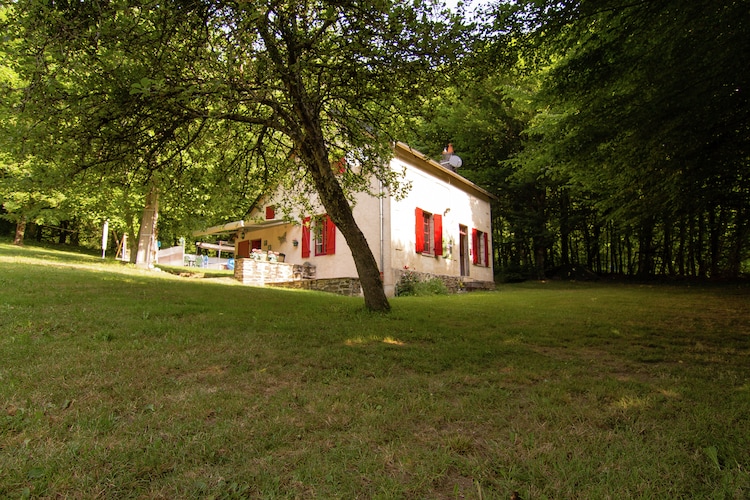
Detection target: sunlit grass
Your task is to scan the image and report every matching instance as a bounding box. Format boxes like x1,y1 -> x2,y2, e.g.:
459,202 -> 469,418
1,241 -> 749,498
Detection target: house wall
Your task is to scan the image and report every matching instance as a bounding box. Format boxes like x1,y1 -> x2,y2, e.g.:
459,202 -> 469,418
231,144 -> 494,297
238,222 -> 300,263
234,188 -> 382,297
388,152 -> 494,289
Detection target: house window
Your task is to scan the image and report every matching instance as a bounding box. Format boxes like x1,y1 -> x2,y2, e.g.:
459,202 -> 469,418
472,228 -> 490,267
415,208 -> 443,256
302,214 -> 336,258
265,206 -> 275,220
422,212 -> 433,253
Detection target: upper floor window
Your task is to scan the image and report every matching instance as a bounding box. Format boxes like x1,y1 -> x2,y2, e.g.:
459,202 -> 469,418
415,208 -> 443,256
265,206 -> 276,220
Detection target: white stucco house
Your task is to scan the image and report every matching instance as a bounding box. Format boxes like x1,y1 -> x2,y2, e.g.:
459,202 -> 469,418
195,142 -> 495,296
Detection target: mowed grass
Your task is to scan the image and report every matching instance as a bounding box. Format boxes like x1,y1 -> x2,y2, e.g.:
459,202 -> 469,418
1,242 -> 748,499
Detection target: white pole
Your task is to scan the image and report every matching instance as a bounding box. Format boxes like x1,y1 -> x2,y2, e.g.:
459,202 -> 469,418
101,219 -> 109,259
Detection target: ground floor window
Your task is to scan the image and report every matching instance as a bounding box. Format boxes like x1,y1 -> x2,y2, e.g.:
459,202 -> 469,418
472,228 -> 489,266
302,214 -> 336,257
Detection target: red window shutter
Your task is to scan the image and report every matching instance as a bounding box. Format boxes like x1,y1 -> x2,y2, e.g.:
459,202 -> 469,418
325,215 -> 336,255
302,216 -> 311,258
433,214 -> 443,256
472,228 -> 479,264
415,208 -> 424,253
484,231 -> 490,267
265,206 -> 275,220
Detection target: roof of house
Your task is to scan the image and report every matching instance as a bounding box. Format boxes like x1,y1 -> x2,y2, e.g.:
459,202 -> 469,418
193,142 -> 496,236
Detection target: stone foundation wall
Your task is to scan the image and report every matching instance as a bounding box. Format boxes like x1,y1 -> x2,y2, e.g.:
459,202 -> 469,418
235,261 -> 492,298
268,278 -> 362,297
234,258 -> 361,296
396,269 -> 495,293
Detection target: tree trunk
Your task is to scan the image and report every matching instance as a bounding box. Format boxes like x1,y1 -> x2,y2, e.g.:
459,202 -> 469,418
70,219 -> 80,246
697,212 -> 706,278
58,220 -> 68,245
123,209 -> 138,263
298,138 -> 390,312
135,186 -> 159,269
13,216 -> 26,246
726,206 -> 745,278
534,242 -> 545,279
637,219 -> 654,277
677,215 -> 686,276
626,229 -> 634,275
559,189 -> 570,267
532,187 -> 547,280
709,207 -> 722,278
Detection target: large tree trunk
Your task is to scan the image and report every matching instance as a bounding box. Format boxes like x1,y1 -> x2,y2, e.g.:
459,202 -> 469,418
637,219 -> 655,277
13,216 -> 26,246
123,208 -> 138,263
135,186 -> 159,269
253,16 -> 389,312
298,138 -> 390,312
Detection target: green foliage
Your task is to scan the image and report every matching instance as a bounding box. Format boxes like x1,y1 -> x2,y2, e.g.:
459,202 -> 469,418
396,271 -> 449,296
409,0 -> 750,279
511,0 -> 750,277
8,0 -> 472,309
9,0 -> 468,209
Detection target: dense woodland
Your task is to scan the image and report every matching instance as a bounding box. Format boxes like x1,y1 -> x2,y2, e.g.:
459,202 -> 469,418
1,0 -> 748,292
412,0 -> 749,281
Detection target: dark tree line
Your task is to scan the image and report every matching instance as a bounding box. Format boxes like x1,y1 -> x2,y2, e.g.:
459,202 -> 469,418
412,0 -> 749,280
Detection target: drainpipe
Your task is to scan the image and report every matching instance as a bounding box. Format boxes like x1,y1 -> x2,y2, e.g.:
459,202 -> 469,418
379,179 -> 385,275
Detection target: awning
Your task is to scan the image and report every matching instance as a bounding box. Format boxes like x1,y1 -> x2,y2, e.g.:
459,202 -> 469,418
196,242 -> 236,253
192,219 -> 288,237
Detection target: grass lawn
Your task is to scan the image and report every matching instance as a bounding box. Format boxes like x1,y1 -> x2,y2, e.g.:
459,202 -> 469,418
1,242 -> 748,499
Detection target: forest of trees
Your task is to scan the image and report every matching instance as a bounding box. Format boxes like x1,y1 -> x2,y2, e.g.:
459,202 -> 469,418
2,0 -> 748,300
411,0 -> 749,281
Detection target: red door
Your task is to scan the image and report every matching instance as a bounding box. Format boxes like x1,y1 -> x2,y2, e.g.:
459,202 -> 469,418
237,240 -> 250,258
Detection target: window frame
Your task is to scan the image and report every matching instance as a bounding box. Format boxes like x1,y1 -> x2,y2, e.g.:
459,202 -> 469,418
303,214 -> 336,257
415,208 -> 443,257
472,228 -> 490,267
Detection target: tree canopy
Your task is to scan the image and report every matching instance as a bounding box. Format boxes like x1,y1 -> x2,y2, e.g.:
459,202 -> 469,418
3,0 -> 748,294
409,0 -> 749,279
8,0 -> 468,310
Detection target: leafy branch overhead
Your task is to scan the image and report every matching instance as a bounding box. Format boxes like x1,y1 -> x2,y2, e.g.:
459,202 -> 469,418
9,0 -> 470,310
